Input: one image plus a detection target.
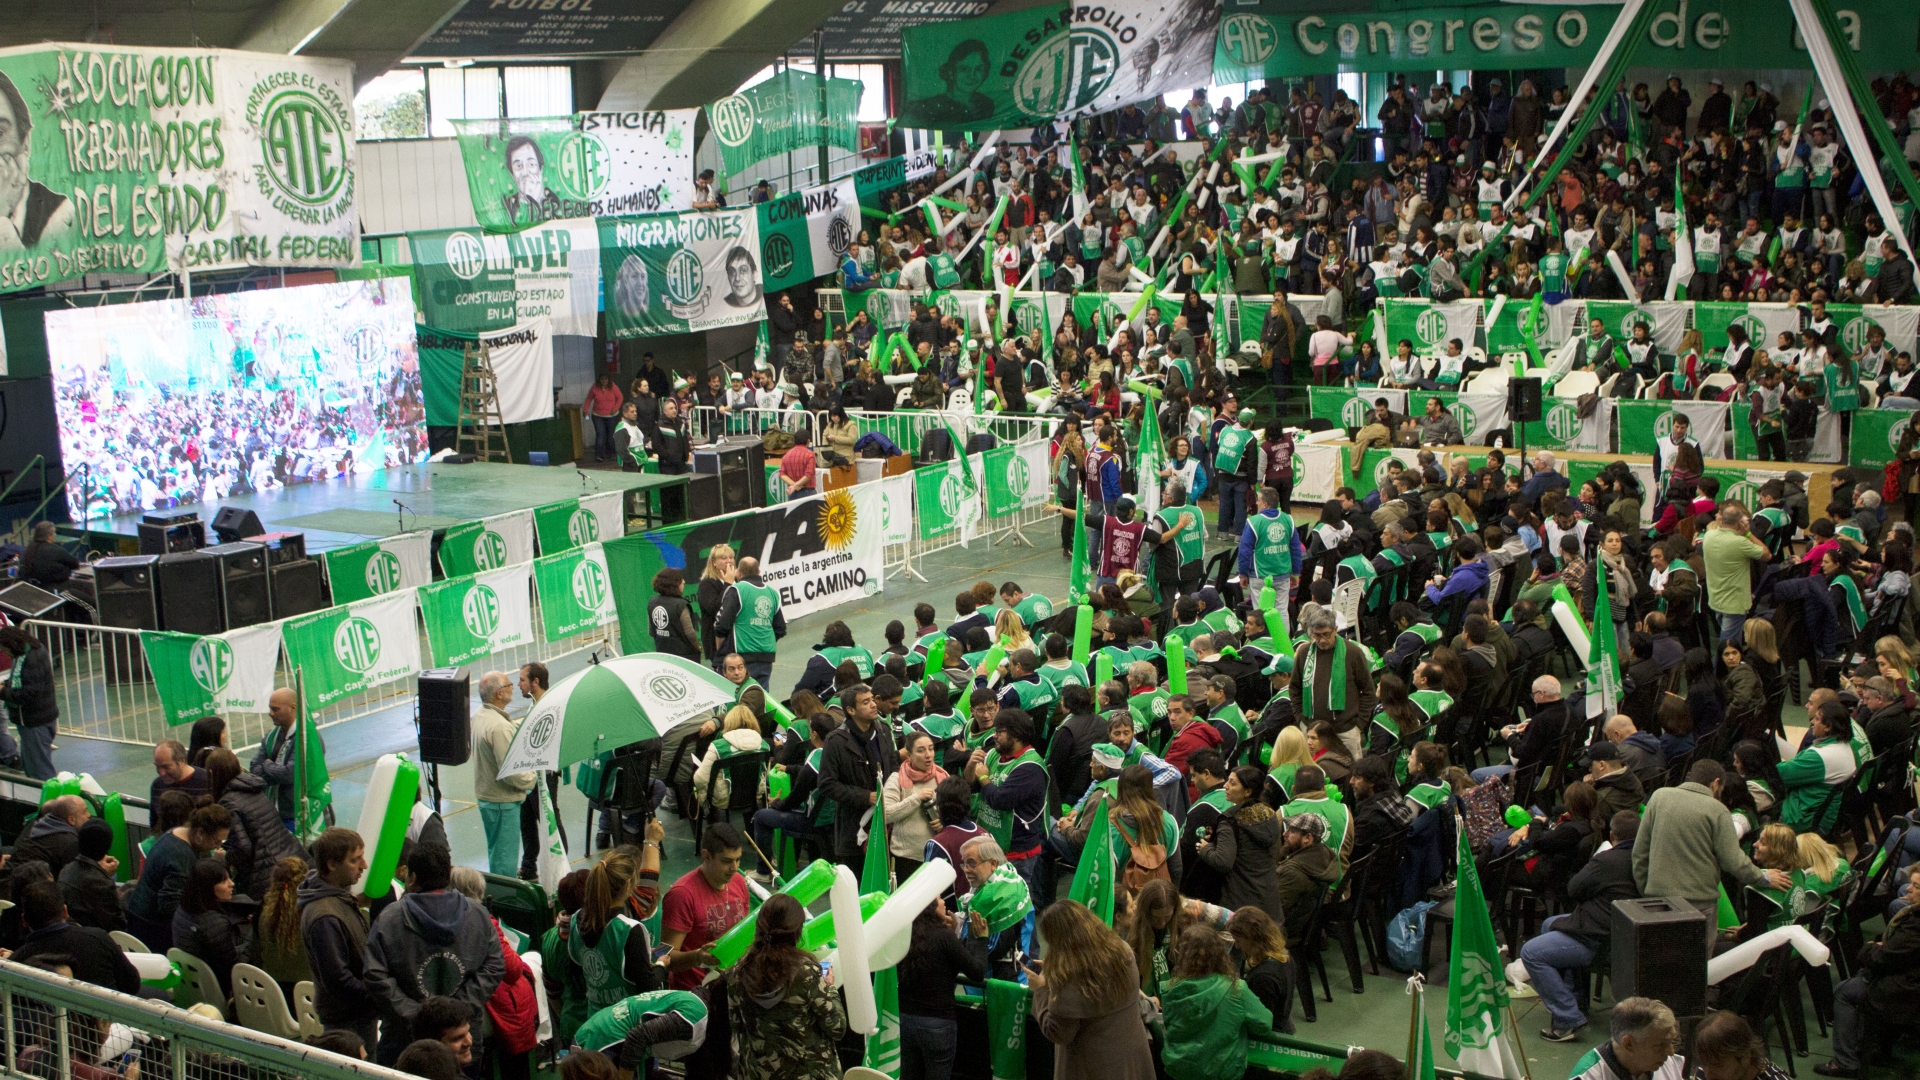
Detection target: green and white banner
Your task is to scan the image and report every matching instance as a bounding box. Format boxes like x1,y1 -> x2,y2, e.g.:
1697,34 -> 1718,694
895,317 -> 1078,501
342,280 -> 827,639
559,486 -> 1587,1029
533,492 -> 625,555
318,531 -> 434,606
0,46 -> 359,294
1849,409 -> 1914,471
1830,304 -> 1920,358
1617,400 -> 1730,457
1378,298 -> 1480,354
706,70 -> 859,179
899,1 -> 1220,130
1694,301 -> 1803,354
533,543 -> 617,642
757,178 -> 860,294
451,111 -> 698,231
1582,300 -> 1688,352
983,442 -> 1050,518
915,454 -> 983,543
1309,387 -> 1406,428
140,624 -> 284,725
282,591 -> 422,712
846,289 -> 914,332
409,220 -> 599,335
601,209 -> 766,339
419,563 -> 535,668
1523,397 -> 1612,453
439,509 -> 536,578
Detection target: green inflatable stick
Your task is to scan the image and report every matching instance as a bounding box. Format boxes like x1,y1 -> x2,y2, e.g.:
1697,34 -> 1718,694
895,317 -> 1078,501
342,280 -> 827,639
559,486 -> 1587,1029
708,859 -> 841,969
363,757 -> 421,900
925,634 -> 948,678
1071,605 -> 1093,667
101,793 -> 133,883
797,891 -> 888,953
1094,651 -> 1114,689
1166,636 -> 1188,695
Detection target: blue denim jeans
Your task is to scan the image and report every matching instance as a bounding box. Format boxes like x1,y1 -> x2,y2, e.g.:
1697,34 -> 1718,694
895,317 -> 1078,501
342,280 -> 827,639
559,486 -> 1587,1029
1520,915 -> 1595,1032
752,807 -> 815,872
1719,611 -> 1748,641
479,800 -> 521,877
1830,974 -> 1869,1069
899,1014 -> 958,1080
1216,476 -> 1249,539
15,723 -> 54,781
1471,764 -> 1514,783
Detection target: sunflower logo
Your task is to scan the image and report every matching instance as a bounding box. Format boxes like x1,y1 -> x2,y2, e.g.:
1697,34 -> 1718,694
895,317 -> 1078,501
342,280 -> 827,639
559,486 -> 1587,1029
818,489 -> 858,549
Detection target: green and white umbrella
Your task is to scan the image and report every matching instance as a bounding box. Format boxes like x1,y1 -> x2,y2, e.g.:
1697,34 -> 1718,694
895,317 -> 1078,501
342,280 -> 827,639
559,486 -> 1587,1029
495,654 -> 740,778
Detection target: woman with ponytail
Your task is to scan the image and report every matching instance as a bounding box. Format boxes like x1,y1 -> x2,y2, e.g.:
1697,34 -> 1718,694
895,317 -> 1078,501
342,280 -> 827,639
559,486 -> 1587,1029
728,893 -> 846,1080
568,849 -> 661,1013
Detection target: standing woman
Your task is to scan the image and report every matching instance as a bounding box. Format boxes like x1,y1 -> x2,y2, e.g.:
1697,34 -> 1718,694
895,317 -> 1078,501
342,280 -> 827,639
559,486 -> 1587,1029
205,747 -> 307,901
696,544 -> 737,666
648,569 -> 702,660
729,893 -> 846,1080
585,374 -> 626,463
1581,530 -> 1637,649
1262,425 -> 1296,514
0,627 -> 57,780
629,376 -> 661,446
898,897 -> 984,1080
187,716 -> 228,768
1306,315 -> 1353,386
1160,436 -> 1207,505
250,856 -> 313,1004
1054,420 -> 1086,558
1028,900 -> 1156,1080
884,731 -> 948,883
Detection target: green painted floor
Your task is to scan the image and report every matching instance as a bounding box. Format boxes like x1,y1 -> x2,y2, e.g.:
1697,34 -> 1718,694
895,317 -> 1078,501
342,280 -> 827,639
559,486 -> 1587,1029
44,512 -> 1854,1077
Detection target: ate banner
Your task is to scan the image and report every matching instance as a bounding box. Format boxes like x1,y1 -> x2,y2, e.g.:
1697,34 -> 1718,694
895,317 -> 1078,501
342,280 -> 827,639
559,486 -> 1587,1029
140,625 -> 284,725
419,564 -> 535,668
1693,301 -> 1803,355
1308,387 -> 1406,428
1582,300 -> 1688,352
1523,397 -> 1613,453
451,111 -> 699,231
439,509 -> 537,578
532,492 -> 626,555
409,221 -> 599,335
282,591 -> 422,711
1828,304 -> 1920,358
915,456 -> 983,542
0,46 -> 359,294
1849,409 -> 1915,471
705,70 -> 860,179
845,289 -> 914,333
532,543 -> 618,642
1616,400 -> 1731,457
757,179 -> 861,294
600,209 -> 766,338
983,442 -> 1050,518
899,1 -> 1220,130
1378,298 -> 1480,354
319,531 -> 434,605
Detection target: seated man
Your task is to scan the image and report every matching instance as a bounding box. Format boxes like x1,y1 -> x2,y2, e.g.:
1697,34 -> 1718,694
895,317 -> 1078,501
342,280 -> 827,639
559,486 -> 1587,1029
748,713 -> 835,881
1383,602 -> 1444,674
1423,536 -> 1490,608
1521,811 -> 1642,1042
1567,997 -> 1685,1080
1777,701 -> 1862,834
1271,812 -> 1340,945
1473,675 -> 1571,782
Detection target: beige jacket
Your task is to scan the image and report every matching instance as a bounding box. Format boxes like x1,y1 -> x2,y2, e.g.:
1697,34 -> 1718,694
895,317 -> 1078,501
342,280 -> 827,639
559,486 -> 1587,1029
882,769 -> 940,859
474,704 -> 536,804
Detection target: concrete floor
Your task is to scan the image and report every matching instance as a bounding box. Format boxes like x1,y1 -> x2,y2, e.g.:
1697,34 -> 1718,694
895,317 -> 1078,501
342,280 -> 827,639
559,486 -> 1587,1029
41,512 -> 1854,1077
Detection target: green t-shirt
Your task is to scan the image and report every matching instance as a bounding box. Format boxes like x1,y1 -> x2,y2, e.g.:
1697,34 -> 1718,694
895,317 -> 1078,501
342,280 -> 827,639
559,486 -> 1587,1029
1539,252 -> 1568,293
1037,660 -> 1089,697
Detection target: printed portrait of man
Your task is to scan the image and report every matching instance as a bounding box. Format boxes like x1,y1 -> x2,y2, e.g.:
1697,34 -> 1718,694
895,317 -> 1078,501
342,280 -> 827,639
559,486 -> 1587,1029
501,135 -> 552,226
0,70 -> 74,252
722,245 -> 761,308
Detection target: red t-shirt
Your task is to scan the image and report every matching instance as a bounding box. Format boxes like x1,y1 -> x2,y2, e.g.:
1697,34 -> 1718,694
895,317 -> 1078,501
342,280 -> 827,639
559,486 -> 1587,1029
661,867 -> 751,989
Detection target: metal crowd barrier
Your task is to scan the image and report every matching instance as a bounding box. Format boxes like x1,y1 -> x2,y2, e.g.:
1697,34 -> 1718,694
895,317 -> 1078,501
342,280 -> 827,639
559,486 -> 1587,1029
0,957 -> 407,1080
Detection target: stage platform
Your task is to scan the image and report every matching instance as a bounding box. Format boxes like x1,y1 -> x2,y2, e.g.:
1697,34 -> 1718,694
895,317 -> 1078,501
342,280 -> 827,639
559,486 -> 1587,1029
77,462 -> 690,554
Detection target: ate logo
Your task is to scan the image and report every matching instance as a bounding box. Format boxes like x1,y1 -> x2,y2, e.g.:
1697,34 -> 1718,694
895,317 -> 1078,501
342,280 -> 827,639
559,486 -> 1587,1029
1725,480 -> 1760,510
1341,397 -> 1369,427
567,509 -> 600,546
1219,14 -> 1277,66
827,215 -> 853,257
1730,314 -> 1766,349
188,637 -> 233,695
1623,309 -> 1658,340
462,584 -> 502,639
709,95 -> 756,147
472,529 -> 508,570
763,234 -> 796,280
664,249 -> 705,307
1265,521 -> 1287,543
940,475 -> 965,520
646,675 -> 688,703
1545,403 -> 1582,443
1841,315 -> 1882,356
572,560 -> 610,612
525,709 -> 557,750
332,616 -> 382,674
1014,27 -> 1121,117
1451,402 -> 1477,438
753,596 -> 775,620
866,290 -> 894,324
555,131 -> 611,200
256,86 -> 349,209
444,232 -> 488,282
1005,454 -> 1031,497
365,550 -> 405,593
1414,309 -> 1449,348
1890,416 -> 1913,455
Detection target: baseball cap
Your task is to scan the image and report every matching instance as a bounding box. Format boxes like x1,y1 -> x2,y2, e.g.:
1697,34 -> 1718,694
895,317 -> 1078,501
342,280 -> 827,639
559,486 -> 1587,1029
1263,653 -> 1295,676
1588,742 -> 1622,761
1774,121 -> 1788,132
1239,408 -> 1257,422
1091,743 -> 1127,769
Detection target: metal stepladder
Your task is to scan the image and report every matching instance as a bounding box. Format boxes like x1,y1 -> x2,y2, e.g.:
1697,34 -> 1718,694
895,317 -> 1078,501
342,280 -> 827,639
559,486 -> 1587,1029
456,341 -> 512,463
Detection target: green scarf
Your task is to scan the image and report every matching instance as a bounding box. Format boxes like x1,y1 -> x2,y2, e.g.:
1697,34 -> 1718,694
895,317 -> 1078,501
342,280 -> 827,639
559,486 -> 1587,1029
1301,638 -> 1348,719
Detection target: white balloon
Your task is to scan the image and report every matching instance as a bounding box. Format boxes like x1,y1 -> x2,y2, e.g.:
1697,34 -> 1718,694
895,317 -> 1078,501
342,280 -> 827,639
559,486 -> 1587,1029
129,953 -> 173,981
1707,924 -> 1829,985
862,860 -> 957,972
831,864 -> 876,1034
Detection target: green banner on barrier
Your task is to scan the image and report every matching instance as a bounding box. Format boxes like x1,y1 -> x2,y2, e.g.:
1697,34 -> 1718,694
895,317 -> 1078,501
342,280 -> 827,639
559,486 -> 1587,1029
1850,409 -> 1914,471
706,70 -> 859,179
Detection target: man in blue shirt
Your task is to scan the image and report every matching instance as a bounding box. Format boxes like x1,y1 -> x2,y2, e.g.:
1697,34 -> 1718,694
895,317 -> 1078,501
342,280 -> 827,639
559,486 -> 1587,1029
1520,450 -> 1570,504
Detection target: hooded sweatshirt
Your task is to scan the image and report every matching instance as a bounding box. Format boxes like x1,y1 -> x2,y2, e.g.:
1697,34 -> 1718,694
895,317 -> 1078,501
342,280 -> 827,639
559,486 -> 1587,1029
1161,974 -> 1276,1080
1197,802 -> 1285,924
364,888 -> 505,1026
298,870 -> 375,1024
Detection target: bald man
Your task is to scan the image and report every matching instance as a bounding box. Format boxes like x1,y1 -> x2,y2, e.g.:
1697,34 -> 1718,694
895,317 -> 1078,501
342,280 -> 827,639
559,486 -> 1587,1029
12,794 -> 88,875
251,687 -> 304,830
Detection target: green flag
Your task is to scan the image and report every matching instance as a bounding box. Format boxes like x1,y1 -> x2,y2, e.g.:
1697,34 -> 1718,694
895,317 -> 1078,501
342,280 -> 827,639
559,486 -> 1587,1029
862,778 -> 900,1076
296,683 -> 333,843
985,978 -> 1031,1080
1068,502 -> 1091,605
1409,977 -> 1437,1080
1587,554 -> 1623,719
706,70 -> 860,179
1137,395 -> 1167,518
1444,825 -> 1522,1077
1066,797 -> 1115,924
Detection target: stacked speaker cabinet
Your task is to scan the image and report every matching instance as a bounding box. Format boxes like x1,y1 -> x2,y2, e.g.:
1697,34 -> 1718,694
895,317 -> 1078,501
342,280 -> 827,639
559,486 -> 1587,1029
270,560 -> 327,619
417,668 -> 472,766
94,556 -> 159,683
1611,898 -> 1709,1017
204,542 -> 271,629
1509,377 -> 1545,423
694,439 -> 763,514
157,551 -> 223,635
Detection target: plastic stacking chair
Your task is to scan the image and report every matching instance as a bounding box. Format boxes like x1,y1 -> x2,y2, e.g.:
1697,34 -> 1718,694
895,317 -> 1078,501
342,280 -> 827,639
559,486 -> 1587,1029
293,981 -> 323,1038
166,948 -> 226,1020
110,931 -> 150,953
232,963 -> 300,1040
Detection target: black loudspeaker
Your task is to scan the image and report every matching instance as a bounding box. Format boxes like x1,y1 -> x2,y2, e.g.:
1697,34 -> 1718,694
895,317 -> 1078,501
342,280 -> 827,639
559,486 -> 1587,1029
965,431 -> 998,454
695,441 -> 760,513
269,560 -> 328,619
1611,898 -> 1709,1017
919,427 -> 953,463
1509,377 -> 1545,423
417,667 -> 472,766
686,472 -> 723,521
95,556 -> 160,683
204,542 -> 271,629
138,515 -> 205,555
158,551 -> 223,634
254,532 -> 308,565
211,507 -> 265,544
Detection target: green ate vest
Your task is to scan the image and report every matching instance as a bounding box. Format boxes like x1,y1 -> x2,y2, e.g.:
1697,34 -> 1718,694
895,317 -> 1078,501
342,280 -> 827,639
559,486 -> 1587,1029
817,645 -> 875,678
569,913 -> 644,1011
929,253 -> 960,289
1823,365 -> 1860,413
1539,252 -> 1568,293
1037,660 -> 1089,696
730,582 -> 779,654
974,747 -> 1047,850
1215,426 -> 1254,476
1014,593 -> 1055,626
573,990 -> 710,1059
1252,511 -> 1297,577
1158,506 -> 1205,568
1003,675 -> 1059,715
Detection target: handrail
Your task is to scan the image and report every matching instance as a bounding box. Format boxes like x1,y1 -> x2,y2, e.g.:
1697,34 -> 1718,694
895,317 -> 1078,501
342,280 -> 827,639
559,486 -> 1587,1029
0,455 -> 44,507
0,957 -> 411,1080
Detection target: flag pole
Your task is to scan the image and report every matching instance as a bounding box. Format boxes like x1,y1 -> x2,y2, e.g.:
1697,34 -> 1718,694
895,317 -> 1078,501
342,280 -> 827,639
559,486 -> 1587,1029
1406,974 -> 1424,1069
1507,1005 -> 1535,1080
293,665 -> 308,844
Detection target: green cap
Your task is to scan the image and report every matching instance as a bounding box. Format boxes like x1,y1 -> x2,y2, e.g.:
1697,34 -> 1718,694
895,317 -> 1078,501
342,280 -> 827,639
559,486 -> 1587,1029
1091,742 -> 1127,768
1239,408 -> 1257,423
1263,653 -> 1295,676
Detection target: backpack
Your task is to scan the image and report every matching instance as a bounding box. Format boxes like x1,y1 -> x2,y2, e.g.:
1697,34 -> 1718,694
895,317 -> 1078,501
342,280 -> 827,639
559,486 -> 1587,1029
762,429 -> 794,453
1116,813 -> 1172,892
1385,899 -> 1440,972
1460,774 -> 1512,854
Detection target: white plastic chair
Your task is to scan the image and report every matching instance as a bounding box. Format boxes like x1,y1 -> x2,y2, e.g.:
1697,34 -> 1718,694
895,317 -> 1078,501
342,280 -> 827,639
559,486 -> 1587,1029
1698,373 -> 1736,400
1597,372 -> 1621,398
1331,578 -> 1366,635
110,931 -> 149,953
166,948 -> 226,1020
293,981 -> 322,1038
1463,369 -> 1509,396
232,963 -> 300,1040
1553,371 -> 1599,399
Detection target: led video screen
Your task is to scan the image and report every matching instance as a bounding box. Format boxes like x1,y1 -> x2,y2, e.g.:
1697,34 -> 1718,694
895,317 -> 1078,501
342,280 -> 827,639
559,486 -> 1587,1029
49,277 -> 427,520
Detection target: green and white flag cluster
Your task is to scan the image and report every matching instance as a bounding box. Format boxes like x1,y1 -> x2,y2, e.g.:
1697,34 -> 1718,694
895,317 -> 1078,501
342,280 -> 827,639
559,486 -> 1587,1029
140,625 -> 284,725
532,492 -> 625,555
1444,825 -> 1525,1078
533,543 -> 619,641
1378,299 -> 1481,355
1587,557 -> 1624,721
296,699 -> 334,842
440,509 -> 537,578
319,532 -> 434,606
419,564 -> 535,668
281,592 -> 423,711
451,111 -> 699,232
601,209 -> 766,338
1137,392 -> 1168,518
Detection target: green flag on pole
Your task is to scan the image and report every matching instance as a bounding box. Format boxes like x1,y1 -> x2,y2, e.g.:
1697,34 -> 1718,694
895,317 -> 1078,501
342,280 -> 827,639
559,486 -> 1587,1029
1443,825 -> 1524,1077
1068,502 -> 1091,605
1587,555 -> 1624,719
1137,395 -> 1166,519
1066,797 -> 1115,924
294,671 -> 333,843
862,777 -> 900,1077
1408,976 -> 1438,1080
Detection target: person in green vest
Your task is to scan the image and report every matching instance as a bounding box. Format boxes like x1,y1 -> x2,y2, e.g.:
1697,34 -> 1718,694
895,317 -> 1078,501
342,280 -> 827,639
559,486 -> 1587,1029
964,707 -> 1049,893
1236,485 -> 1302,641
1382,601 -> 1443,676
1202,674 -> 1250,763
998,581 -> 1055,630
1125,661 -> 1173,746
1775,700 -> 1862,834
1272,798 -> 1343,924
1035,635 -> 1089,700
1746,823 -> 1851,933
993,649 -> 1059,722
1289,611 -> 1376,762
1818,350 -> 1862,448
750,712 -> 834,880
568,848 -> 665,1019
1165,595 -> 1210,652
1178,747 -> 1232,900
791,620 -> 874,701
713,556 -> 785,691
572,988 -> 710,1066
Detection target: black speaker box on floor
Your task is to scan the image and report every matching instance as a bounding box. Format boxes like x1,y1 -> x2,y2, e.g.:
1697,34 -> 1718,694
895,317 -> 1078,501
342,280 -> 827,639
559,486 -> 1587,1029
269,560 -> 327,619
204,542 -> 271,629
919,427 -> 953,463
157,551 -> 223,635
686,472 -> 723,521
95,556 -> 160,683
417,667 -> 472,766
211,506 -> 265,544
1509,376 -> 1545,423
1611,897 -> 1709,1017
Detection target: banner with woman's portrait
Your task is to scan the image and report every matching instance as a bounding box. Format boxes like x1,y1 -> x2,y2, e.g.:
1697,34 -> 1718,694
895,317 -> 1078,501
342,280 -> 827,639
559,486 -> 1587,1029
598,208 -> 766,338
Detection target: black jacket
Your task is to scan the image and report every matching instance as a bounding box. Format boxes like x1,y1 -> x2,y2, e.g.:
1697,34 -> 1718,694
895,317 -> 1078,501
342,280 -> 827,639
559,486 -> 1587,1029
1512,700 -> 1570,769
1197,802 -> 1284,925
0,643 -> 56,727
1557,841 -> 1640,946
817,720 -> 898,859
13,815 -> 80,877
219,772 -> 310,900
59,856 -> 125,933
299,871 -> 376,1024
1045,712 -> 1106,809
14,921 -> 141,995
174,906 -> 253,998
